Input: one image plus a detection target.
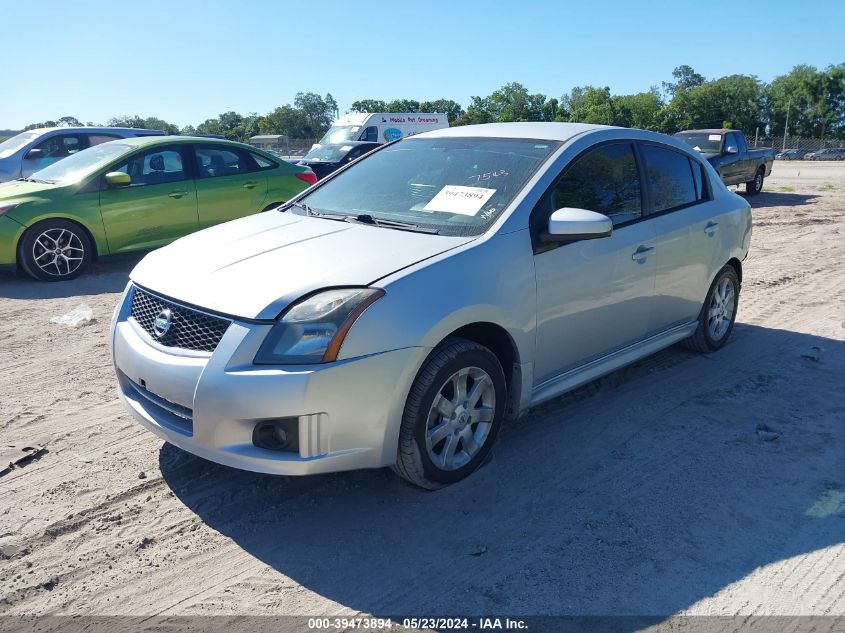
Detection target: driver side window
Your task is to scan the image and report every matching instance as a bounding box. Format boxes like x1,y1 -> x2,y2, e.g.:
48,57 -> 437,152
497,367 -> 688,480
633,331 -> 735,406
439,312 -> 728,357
110,147 -> 186,187
551,143 -> 642,226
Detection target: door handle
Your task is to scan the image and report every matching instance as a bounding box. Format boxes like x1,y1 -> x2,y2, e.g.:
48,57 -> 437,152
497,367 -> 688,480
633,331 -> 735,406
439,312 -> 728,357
168,190 -> 188,199
631,245 -> 655,263
704,221 -> 719,236
243,182 -> 257,189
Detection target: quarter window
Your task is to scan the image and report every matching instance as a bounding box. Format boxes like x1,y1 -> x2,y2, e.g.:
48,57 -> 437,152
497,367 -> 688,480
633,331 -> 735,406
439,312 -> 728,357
111,147 -> 186,186
195,146 -> 251,178
87,134 -> 122,147
641,145 -> 699,213
552,143 -> 642,226
249,152 -> 275,169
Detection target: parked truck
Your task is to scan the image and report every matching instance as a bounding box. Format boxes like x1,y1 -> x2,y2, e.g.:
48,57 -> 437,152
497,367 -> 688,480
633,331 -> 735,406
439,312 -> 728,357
674,129 -> 774,195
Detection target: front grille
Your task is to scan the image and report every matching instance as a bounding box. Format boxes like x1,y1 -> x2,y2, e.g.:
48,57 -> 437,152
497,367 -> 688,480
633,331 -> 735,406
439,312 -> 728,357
130,286 -> 231,352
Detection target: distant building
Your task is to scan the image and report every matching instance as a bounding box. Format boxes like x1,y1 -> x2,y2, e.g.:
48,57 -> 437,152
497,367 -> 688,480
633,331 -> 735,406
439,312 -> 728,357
249,134 -> 289,151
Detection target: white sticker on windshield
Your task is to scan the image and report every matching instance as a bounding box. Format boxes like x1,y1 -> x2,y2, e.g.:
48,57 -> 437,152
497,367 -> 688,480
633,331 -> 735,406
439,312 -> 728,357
423,186 -> 496,216
708,134 -> 722,141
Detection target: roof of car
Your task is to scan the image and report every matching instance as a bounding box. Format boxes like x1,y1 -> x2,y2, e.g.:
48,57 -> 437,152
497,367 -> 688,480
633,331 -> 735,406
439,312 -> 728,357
108,135 -> 254,149
26,126 -> 165,135
675,129 -> 740,135
413,122 -> 615,142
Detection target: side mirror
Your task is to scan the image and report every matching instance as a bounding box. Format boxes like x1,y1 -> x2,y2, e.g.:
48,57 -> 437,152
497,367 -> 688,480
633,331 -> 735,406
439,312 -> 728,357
724,145 -> 738,155
25,148 -> 43,160
105,171 -> 131,188
542,208 -> 612,243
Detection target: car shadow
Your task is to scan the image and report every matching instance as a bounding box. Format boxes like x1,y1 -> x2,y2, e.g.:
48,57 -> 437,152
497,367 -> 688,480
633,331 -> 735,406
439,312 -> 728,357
746,191 -> 819,208
159,323 -> 845,623
0,254 -> 141,299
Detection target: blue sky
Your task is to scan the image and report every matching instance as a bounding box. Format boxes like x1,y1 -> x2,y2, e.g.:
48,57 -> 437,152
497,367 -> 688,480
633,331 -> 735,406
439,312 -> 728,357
2,0 -> 843,129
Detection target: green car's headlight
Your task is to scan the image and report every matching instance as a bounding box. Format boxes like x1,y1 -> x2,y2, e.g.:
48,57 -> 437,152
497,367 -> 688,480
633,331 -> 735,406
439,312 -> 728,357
254,288 -> 385,365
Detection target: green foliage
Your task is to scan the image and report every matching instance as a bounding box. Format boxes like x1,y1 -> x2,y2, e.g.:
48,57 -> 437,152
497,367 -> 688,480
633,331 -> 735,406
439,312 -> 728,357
107,115 -> 180,134
350,99 -> 387,113
456,82 -> 552,125
767,63 -> 845,139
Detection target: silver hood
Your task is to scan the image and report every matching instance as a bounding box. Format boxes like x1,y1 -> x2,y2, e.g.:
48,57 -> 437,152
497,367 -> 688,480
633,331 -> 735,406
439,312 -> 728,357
130,211 -> 473,320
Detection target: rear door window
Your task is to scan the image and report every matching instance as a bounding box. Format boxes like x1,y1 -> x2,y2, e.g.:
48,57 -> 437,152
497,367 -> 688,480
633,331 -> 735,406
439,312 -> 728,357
640,144 -> 699,213
195,145 -> 252,178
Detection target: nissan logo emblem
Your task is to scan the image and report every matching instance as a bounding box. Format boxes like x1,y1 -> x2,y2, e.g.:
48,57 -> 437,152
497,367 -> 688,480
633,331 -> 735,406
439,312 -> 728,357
153,309 -> 173,339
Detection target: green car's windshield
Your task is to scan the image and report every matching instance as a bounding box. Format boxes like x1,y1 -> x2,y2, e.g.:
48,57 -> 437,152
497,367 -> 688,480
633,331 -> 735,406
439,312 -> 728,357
30,142 -> 131,185
302,144 -> 354,162
0,131 -> 41,159
317,126 -> 361,145
295,137 -> 560,237
674,133 -> 723,153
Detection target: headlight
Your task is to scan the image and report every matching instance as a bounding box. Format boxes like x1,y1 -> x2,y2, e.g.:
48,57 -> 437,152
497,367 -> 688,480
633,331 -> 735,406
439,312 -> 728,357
0,203 -> 22,217
254,288 -> 385,365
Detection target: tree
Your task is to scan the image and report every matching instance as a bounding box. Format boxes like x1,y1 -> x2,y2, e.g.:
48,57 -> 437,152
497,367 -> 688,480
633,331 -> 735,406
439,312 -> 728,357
564,86 -> 617,125
611,88 -> 663,129
767,64 -> 845,140
107,115 -> 179,134
663,65 -> 705,96
385,99 -> 421,113
258,105 -> 311,138
419,99 -> 464,124
655,75 -> 765,134
293,92 -> 338,137
57,116 -> 82,127
350,99 -> 387,113
456,82 -> 549,125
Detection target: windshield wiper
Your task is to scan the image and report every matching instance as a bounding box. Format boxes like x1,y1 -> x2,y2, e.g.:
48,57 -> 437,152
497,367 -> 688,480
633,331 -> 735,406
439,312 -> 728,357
286,200 -> 320,216
347,214 -> 439,234
24,177 -> 54,184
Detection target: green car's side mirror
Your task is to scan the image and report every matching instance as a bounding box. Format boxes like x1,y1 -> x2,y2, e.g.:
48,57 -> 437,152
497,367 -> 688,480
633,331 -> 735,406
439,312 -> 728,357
105,172 -> 131,188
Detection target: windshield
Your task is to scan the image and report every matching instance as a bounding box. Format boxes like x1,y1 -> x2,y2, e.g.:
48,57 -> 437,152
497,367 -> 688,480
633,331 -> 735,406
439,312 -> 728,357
30,142 -> 130,184
294,137 -> 559,237
674,132 -> 723,153
302,144 -> 354,162
318,126 -> 361,145
0,131 -> 41,159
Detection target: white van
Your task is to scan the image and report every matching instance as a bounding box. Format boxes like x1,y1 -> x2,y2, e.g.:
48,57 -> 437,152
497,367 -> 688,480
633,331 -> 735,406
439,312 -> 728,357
316,112 -> 448,146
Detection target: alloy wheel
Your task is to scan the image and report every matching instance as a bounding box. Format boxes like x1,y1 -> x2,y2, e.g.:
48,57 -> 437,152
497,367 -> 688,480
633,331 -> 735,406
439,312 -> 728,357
31,228 -> 85,277
425,366 -> 496,471
707,276 -> 736,341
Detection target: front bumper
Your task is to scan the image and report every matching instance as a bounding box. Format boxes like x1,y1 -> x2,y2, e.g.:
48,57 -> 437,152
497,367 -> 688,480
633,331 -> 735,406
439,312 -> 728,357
111,287 -> 427,476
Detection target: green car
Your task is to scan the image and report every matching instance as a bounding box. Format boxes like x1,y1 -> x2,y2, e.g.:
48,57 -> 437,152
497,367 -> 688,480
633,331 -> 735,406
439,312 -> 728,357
0,136 -> 316,281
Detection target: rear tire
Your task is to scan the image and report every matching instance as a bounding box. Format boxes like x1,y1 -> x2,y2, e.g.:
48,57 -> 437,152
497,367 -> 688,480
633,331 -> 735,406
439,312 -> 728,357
393,337 -> 506,490
745,167 -> 764,195
681,265 -> 740,353
19,219 -> 93,282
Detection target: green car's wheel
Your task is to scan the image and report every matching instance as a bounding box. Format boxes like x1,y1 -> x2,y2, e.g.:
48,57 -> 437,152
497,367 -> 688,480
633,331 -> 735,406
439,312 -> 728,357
19,219 -> 93,281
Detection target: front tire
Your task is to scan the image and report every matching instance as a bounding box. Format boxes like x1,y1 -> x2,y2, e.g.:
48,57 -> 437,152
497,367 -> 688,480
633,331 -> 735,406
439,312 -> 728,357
745,167 -> 764,195
19,219 -> 93,281
681,265 -> 740,353
393,337 -> 506,489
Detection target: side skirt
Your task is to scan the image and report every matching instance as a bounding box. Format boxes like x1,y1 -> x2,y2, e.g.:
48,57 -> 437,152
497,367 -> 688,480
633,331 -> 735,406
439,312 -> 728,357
529,321 -> 698,408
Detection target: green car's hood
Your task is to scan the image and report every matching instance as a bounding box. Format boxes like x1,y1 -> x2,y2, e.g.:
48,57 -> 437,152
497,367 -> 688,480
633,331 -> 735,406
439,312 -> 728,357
0,179 -> 58,201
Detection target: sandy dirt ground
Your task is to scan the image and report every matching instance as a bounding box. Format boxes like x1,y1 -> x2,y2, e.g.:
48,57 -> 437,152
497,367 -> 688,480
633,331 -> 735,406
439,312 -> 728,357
1,162 -> 844,622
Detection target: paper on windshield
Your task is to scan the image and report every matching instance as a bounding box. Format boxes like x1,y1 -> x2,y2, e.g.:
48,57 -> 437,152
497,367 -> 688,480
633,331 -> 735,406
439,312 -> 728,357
708,134 -> 722,141
423,186 -> 496,216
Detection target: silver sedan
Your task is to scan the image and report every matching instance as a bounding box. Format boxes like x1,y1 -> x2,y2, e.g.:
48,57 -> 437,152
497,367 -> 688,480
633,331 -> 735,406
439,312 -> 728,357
111,122 -> 752,488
